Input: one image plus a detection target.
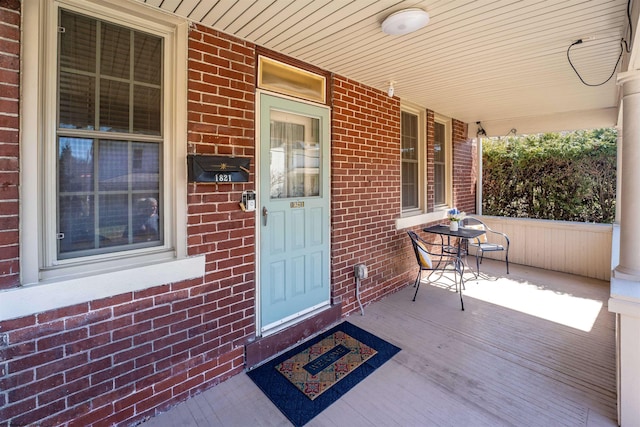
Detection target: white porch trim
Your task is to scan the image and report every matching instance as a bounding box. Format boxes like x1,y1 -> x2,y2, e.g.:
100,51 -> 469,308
610,69 -> 640,427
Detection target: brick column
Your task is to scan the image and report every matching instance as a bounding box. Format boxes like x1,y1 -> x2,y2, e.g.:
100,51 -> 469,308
0,0 -> 20,289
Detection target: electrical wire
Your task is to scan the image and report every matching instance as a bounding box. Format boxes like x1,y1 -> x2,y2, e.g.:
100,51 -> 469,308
626,0 -> 633,53
566,38 -> 624,87
355,277 -> 364,316
567,0 -> 632,86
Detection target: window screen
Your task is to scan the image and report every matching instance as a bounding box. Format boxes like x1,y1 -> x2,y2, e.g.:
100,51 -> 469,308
401,111 -> 419,210
433,122 -> 446,206
57,9 -> 163,259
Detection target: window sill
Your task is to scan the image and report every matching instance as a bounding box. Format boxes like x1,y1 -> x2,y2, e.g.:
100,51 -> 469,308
0,255 -> 205,321
395,211 -> 447,230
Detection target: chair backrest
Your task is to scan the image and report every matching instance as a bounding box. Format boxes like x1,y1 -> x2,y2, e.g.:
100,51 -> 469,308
407,231 -> 433,268
462,217 -> 488,243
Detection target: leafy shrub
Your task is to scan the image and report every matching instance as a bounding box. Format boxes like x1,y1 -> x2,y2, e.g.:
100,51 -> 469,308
482,128 -> 617,223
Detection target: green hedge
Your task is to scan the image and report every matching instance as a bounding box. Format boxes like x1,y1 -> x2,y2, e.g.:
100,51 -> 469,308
482,128 -> 617,223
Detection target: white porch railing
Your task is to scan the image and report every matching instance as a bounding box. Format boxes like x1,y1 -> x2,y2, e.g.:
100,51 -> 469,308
477,216 -> 613,281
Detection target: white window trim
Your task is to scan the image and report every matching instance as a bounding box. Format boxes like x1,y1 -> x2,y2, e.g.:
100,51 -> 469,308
396,111 -> 453,230
434,113 -> 453,209
8,0 -> 204,321
400,102 -> 425,216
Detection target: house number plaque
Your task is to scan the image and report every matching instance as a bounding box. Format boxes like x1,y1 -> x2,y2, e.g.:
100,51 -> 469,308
290,201 -> 304,208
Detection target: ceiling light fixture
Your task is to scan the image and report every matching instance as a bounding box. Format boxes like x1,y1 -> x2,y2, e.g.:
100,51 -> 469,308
387,81 -> 395,97
381,8 -> 430,36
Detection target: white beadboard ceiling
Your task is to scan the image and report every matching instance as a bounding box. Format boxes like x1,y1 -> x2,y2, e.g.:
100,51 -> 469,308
138,0 -> 633,135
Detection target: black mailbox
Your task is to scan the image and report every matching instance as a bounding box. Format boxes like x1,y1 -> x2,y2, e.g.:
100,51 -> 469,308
187,155 -> 251,183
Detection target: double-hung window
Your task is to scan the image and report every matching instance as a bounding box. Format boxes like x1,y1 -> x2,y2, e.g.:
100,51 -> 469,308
397,106 -> 453,229
401,110 -> 420,212
433,118 -> 450,208
401,105 -> 425,215
57,9 -> 163,259
18,0 -> 196,299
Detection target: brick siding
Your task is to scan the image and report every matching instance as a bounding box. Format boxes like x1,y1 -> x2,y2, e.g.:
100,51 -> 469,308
452,119 -> 477,214
331,76 -> 414,314
426,109 -> 436,213
0,8 -> 476,426
0,23 -> 254,427
0,280 -> 244,426
0,0 -> 20,290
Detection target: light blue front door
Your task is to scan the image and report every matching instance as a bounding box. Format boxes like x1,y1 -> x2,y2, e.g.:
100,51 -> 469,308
259,93 -> 331,332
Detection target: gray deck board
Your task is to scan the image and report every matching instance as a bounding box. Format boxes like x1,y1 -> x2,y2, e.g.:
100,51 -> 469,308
143,260 -> 617,427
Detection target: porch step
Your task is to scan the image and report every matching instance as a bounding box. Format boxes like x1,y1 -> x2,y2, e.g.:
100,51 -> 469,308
245,304 -> 342,370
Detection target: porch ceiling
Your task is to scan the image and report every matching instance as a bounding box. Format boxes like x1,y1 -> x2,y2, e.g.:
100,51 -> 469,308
137,0 -> 632,135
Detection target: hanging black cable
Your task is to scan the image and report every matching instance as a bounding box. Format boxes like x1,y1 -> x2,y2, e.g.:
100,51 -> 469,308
567,0 -> 632,86
625,0 -> 633,52
567,38 -> 624,87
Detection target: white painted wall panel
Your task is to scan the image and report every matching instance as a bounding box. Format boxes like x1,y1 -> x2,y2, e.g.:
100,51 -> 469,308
480,216 -> 612,281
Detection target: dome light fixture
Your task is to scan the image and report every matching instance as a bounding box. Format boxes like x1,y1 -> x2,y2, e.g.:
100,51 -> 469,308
381,8 -> 430,36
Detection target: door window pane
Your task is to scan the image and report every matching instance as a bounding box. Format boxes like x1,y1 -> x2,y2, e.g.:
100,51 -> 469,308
269,112 -> 320,199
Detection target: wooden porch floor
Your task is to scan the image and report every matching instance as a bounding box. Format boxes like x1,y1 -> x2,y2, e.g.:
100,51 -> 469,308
143,259 -> 617,427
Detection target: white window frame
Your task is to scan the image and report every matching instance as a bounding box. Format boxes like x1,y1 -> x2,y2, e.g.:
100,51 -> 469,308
6,0 -> 204,321
400,106 -> 424,215
396,109 -> 453,229
400,104 -> 426,216
433,113 -> 453,209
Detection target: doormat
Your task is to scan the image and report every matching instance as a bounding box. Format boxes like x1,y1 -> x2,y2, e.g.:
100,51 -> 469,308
246,322 -> 400,426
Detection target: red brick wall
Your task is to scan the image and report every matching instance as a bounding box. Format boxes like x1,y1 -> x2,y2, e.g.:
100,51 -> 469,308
0,0 -> 20,290
452,119 -> 477,214
331,76 -> 414,314
0,7 -> 476,425
426,109 -> 436,213
329,78 -> 476,315
0,281 -> 245,426
0,24 -> 254,427
185,23 -> 256,373
186,25 -> 257,325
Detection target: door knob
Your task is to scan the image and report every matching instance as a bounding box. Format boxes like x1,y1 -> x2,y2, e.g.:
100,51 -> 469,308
262,206 -> 268,226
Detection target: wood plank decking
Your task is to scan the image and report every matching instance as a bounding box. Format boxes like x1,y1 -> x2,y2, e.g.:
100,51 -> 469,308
142,259 -> 617,427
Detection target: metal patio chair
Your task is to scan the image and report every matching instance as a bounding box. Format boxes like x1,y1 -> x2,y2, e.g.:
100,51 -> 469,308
462,217 -> 510,274
407,231 -> 466,310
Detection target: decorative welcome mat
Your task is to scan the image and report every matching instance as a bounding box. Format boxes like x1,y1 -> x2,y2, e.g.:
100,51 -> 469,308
247,322 -> 400,426
275,330 -> 378,400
